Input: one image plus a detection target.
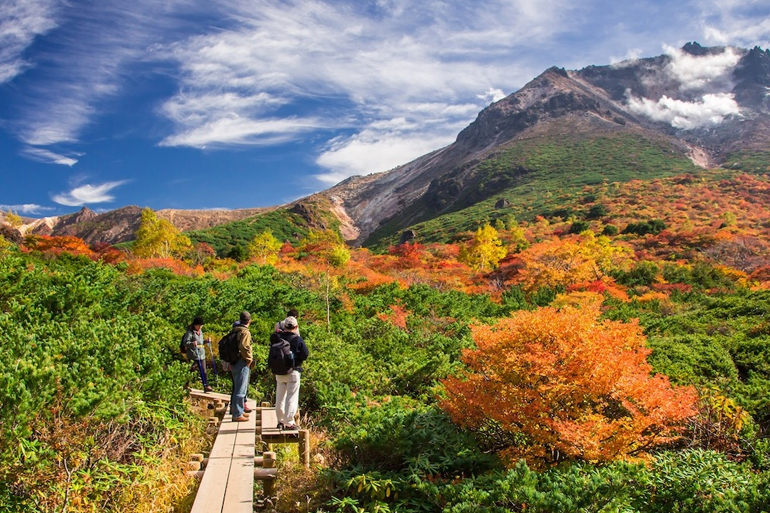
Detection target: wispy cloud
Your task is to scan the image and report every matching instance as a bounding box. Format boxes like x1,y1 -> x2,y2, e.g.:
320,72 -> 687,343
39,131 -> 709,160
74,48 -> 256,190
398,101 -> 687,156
20,146 -> 79,166
12,0 -> 197,146
0,0 -> 61,84
700,0 -> 770,48
52,180 -> 128,206
160,0 -> 574,179
0,203 -> 55,215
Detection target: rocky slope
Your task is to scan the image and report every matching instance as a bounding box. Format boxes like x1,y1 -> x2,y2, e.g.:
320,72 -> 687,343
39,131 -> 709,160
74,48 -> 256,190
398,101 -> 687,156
319,43 -> 770,246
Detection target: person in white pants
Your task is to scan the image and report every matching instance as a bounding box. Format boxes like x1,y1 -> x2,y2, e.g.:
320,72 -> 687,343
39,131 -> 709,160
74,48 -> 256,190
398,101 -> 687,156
273,316 -> 309,430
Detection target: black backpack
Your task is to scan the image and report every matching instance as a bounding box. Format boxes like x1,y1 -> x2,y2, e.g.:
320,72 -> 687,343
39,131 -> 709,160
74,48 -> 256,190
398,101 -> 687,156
179,332 -> 188,355
218,331 -> 241,364
267,332 -> 295,375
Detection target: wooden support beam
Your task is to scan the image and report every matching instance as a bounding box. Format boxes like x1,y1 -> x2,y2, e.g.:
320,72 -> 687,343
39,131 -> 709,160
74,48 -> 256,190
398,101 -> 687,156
254,468 -> 277,479
299,429 -> 310,468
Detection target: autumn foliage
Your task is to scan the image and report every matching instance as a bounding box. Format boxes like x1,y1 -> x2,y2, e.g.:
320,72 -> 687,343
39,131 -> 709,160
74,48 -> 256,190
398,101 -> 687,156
440,294 -> 697,468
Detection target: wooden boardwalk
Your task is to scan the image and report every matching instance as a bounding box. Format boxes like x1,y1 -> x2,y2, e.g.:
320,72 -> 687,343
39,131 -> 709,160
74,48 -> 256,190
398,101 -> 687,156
186,389 -> 310,511
189,390 -> 256,513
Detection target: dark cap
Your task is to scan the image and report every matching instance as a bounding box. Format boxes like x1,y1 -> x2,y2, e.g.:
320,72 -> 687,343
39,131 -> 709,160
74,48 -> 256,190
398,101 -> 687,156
193,316 -> 204,326
239,311 -> 251,324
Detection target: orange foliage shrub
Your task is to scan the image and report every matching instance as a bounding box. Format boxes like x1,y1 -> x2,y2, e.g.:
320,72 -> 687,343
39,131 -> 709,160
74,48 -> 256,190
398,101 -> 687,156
376,302 -> 410,330
25,235 -> 96,259
440,297 -> 697,468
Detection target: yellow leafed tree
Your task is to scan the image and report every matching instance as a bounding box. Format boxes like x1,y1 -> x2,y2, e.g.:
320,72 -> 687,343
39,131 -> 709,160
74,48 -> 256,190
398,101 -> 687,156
459,223 -> 508,271
248,230 -> 282,264
133,208 -> 191,258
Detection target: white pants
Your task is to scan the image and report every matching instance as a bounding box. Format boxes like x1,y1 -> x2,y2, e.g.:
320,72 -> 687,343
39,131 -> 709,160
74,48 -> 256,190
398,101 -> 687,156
275,370 -> 300,425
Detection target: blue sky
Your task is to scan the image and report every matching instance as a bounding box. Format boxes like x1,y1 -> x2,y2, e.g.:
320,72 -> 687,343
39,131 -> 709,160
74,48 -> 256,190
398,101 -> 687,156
1,0 -> 769,217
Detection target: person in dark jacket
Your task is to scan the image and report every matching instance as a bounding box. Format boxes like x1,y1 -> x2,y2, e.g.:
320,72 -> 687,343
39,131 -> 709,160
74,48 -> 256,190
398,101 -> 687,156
184,317 -> 213,393
273,316 -> 308,430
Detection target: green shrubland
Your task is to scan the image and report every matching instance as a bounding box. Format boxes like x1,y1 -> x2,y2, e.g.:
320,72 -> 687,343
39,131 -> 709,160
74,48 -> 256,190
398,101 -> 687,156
2,237 -> 770,512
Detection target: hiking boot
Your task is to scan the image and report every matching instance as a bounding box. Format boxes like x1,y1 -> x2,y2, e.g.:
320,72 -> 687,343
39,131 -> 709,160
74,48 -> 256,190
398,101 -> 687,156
276,422 -> 284,431
233,416 -> 249,422
243,406 -> 253,413
204,386 -> 213,393
283,423 -> 299,430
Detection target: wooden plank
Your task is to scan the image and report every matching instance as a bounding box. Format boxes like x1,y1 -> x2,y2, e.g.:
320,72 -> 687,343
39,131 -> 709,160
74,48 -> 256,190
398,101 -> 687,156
190,414 -> 255,513
260,408 -> 278,430
222,413 -> 256,513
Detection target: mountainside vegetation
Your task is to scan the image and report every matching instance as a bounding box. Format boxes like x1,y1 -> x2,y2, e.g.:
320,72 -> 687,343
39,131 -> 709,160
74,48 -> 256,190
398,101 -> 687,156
2,176 -> 770,511
3,42 -> 770,513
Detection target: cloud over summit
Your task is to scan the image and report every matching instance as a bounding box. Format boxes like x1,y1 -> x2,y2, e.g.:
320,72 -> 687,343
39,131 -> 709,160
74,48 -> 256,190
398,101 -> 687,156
627,46 -> 743,130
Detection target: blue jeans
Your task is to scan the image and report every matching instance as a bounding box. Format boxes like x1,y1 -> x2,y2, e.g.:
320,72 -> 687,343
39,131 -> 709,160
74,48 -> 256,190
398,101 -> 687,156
194,359 -> 209,387
230,359 -> 250,418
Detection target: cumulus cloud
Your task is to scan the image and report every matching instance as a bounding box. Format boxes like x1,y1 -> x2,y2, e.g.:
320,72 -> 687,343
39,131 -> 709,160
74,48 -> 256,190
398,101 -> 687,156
664,44 -> 742,92
52,180 -> 128,206
627,46 -> 744,130
159,0 -> 568,179
20,146 -> 79,166
0,0 -> 60,84
0,203 -> 54,215
315,129 -> 454,184
627,92 -> 740,130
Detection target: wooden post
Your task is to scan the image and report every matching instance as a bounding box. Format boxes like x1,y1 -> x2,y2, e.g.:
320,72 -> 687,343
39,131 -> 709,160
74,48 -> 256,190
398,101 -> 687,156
299,430 -> 310,468
261,401 -> 271,407
262,451 -> 276,496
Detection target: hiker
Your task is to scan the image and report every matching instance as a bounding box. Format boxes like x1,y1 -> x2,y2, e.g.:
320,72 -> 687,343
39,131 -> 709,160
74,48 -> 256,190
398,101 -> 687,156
275,308 -> 300,335
271,316 -> 309,430
183,316 -> 213,393
230,311 -> 254,422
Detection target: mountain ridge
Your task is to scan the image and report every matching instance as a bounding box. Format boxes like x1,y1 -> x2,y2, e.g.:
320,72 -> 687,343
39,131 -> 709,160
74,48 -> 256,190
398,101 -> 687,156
5,42 -> 769,249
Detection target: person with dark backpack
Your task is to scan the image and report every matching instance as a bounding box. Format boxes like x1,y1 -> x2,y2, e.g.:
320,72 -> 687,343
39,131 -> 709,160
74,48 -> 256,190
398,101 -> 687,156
269,316 -> 308,431
226,311 -> 254,422
182,317 -> 213,393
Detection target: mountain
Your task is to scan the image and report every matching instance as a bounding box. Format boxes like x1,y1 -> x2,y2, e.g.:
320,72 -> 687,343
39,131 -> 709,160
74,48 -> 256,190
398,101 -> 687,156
7,43 -> 769,250
19,205 -> 272,246
320,42 -> 770,247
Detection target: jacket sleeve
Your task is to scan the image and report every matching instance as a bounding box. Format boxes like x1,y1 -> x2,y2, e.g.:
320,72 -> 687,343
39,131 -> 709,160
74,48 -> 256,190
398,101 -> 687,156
183,330 -> 195,349
238,329 -> 253,363
295,336 -> 309,363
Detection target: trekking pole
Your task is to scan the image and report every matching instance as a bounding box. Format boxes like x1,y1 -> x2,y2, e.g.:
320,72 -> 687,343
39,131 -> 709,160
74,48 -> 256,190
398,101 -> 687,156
205,338 -> 217,383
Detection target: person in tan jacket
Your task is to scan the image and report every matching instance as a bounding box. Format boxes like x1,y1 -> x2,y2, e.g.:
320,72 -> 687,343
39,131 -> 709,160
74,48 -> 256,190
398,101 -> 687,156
230,311 -> 254,421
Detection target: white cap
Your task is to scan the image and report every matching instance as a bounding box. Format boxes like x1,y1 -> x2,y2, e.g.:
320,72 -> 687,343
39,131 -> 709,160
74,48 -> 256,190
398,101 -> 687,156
283,316 -> 298,329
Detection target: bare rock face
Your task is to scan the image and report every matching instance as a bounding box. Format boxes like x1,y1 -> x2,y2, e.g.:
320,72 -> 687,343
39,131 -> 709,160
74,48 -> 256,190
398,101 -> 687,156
0,224 -> 23,244
25,206 -> 273,246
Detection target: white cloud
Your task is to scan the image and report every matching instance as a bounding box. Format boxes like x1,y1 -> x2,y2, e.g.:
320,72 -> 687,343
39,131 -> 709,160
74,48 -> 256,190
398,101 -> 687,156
160,115 -> 328,148
20,146 -> 78,166
477,88 -> 507,103
664,44 -> 742,92
0,0 -> 60,83
13,0 -> 197,146
159,0 -> 568,180
627,92 -> 741,130
315,129 -> 454,184
700,0 -> 770,48
52,180 -> 128,206
0,203 -> 54,214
